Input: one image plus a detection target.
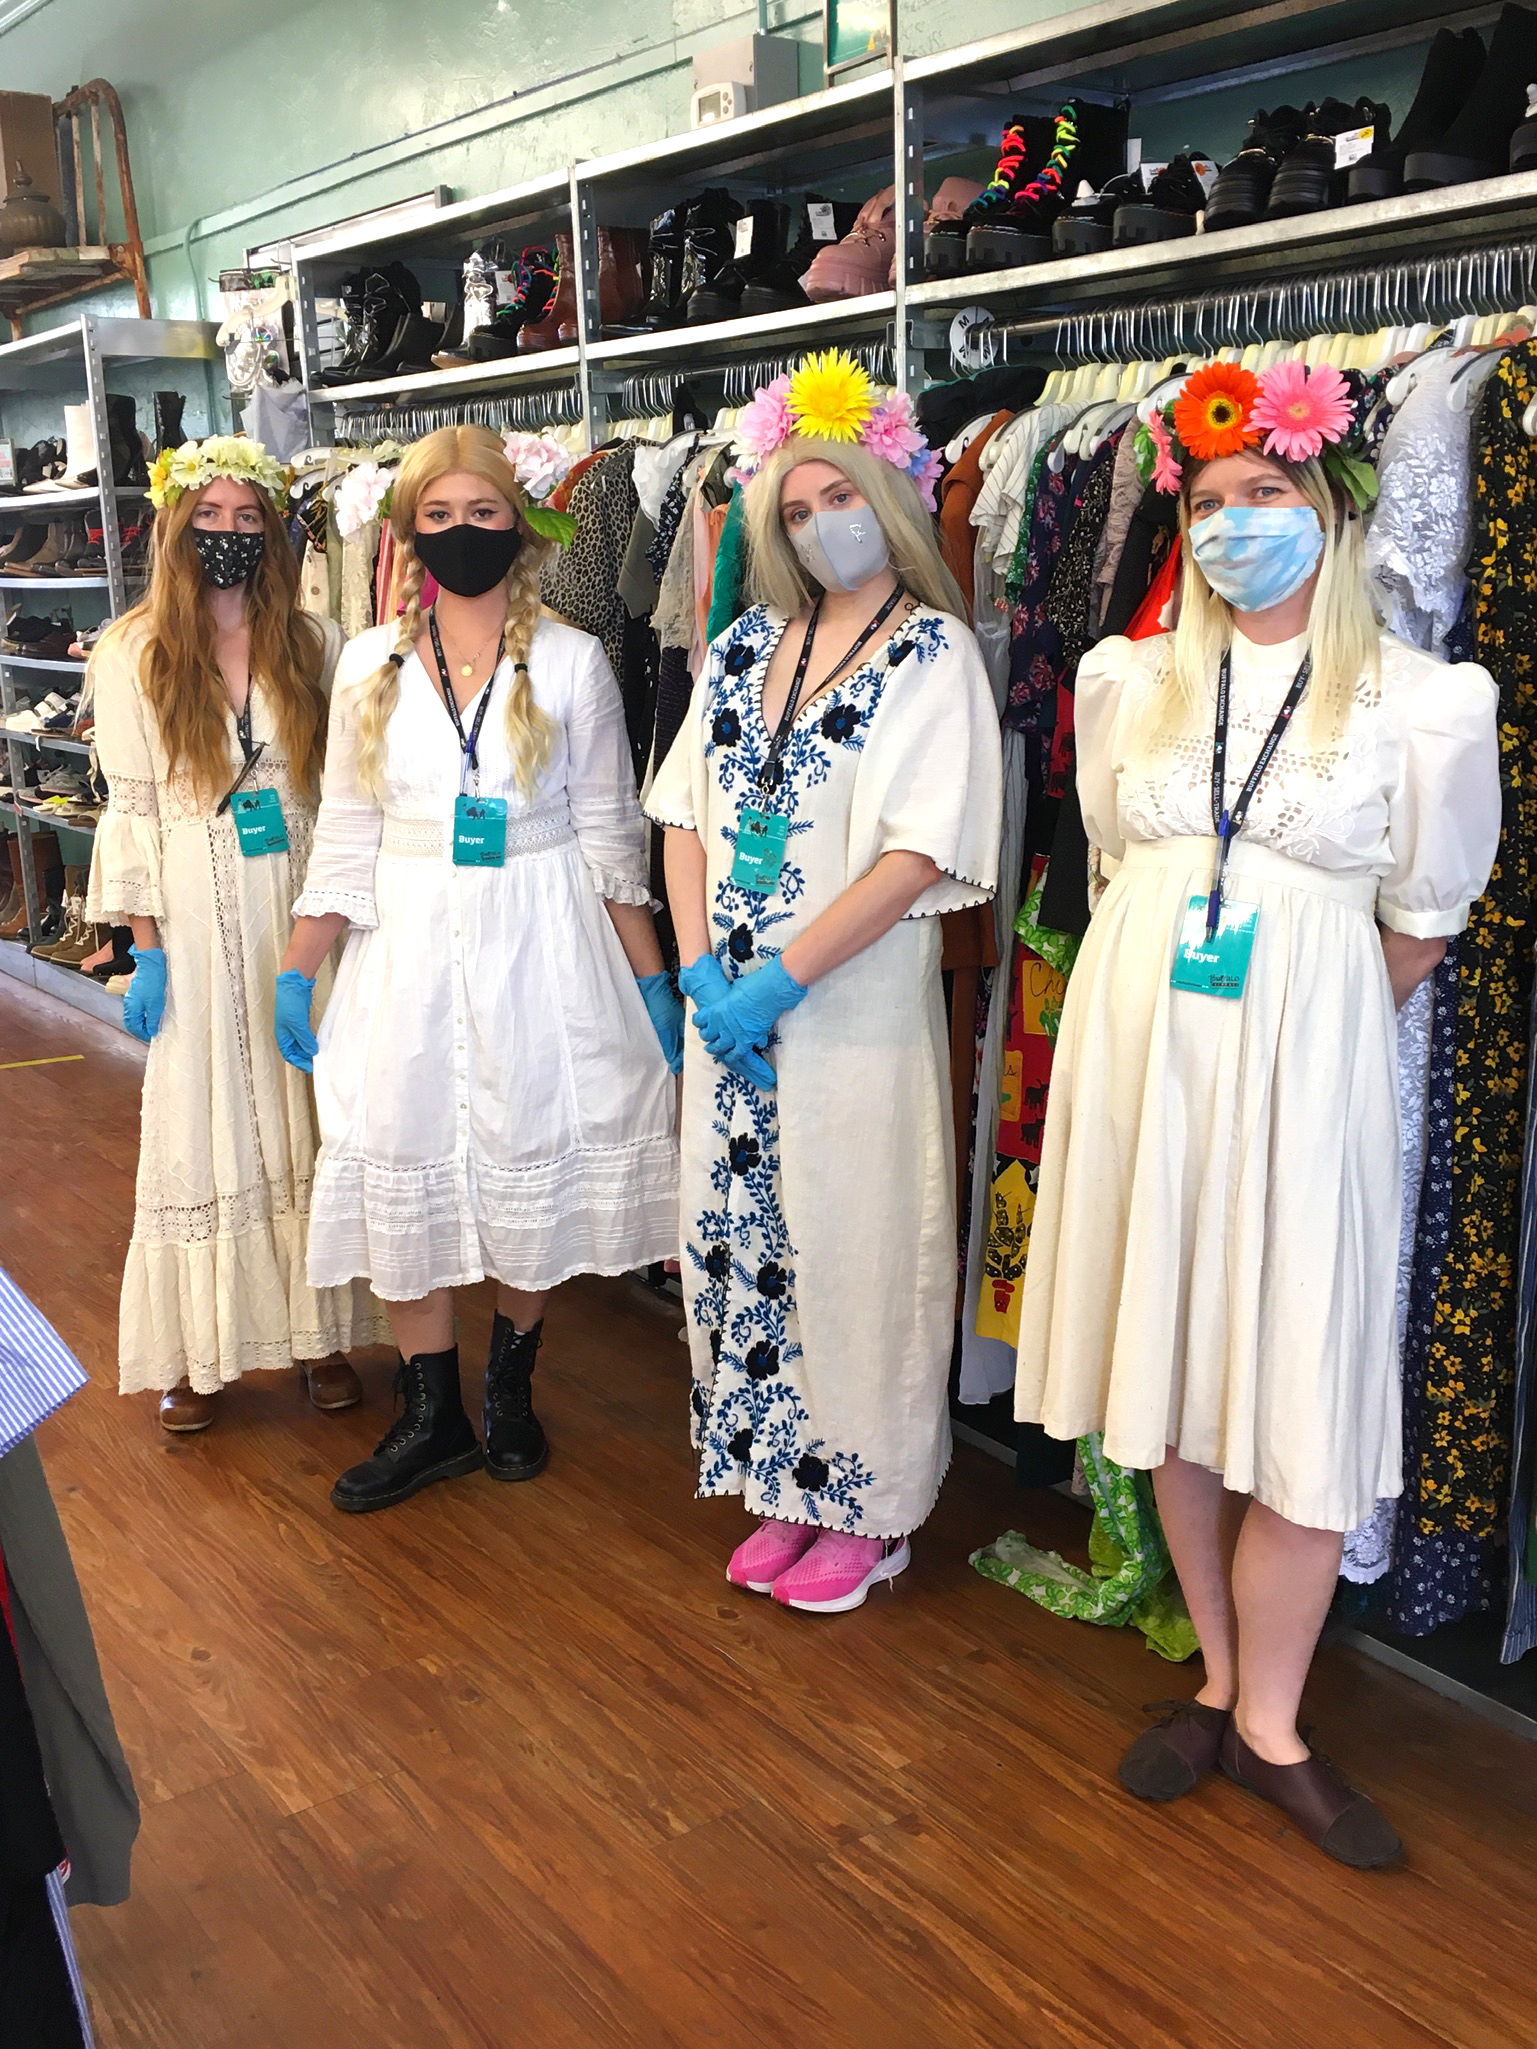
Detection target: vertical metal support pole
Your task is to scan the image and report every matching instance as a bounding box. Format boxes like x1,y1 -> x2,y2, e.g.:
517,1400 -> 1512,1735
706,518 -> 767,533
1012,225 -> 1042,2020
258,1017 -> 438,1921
571,165 -> 605,452
82,315 -> 126,617
893,62 -> 925,398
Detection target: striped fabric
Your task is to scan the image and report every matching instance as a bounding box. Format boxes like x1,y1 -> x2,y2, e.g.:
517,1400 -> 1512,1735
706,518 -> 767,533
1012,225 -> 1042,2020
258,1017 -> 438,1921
46,1863 -> 96,2047
0,1265 -> 88,1460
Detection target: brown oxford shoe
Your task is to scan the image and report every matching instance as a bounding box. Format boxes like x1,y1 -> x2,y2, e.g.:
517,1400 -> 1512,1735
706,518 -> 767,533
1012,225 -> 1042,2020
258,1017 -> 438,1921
298,1355 -> 363,1412
159,1384 -> 217,1433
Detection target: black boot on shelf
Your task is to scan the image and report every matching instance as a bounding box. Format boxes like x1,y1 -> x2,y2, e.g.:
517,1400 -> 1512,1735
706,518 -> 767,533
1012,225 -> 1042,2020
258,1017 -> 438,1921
965,101 -> 1127,270
1350,28 -> 1485,201
1267,97 -> 1391,217
741,194 -> 859,313
1203,105 -> 1306,231
687,198 -> 785,323
77,395 -> 147,489
1052,173 -> 1142,256
677,189 -> 748,320
88,925 -> 135,982
315,269 -> 371,383
482,1313 -> 550,1482
642,205 -> 687,329
1405,3 -> 1537,190
152,390 -> 186,454
330,1348 -> 484,1514
1514,84 -> 1537,172
952,117 -> 1033,269
1113,153 -> 1214,244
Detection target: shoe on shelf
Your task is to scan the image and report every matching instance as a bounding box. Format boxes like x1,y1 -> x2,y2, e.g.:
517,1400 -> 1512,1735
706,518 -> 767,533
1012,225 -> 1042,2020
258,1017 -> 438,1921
0,837 -> 23,931
1203,105 -> 1307,231
1267,97 -> 1390,218
1053,172 -> 1142,255
771,1530 -> 910,1612
0,523 -> 48,566
1406,3 -> 1537,190
330,1347 -> 483,1512
451,246 -> 548,362
670,188 -> 748,324
153,389 -> 185,455
571,225 -> 647,339
911,174 -> 984,279
87,924 -> 134,981
482,1312 -> 549,1480
1113,152 -> 1216,244
950,116 -> 1032,266
641,204 -> 687,330
1351,28 -> 1484,200
966,104 -> 1080,270
31,867 -> 93,964
686,198 -> 784,324
726,1518 -> 818,1593
299,1355 -> 363,1411
517,234 -> 577,352
1219,1724 -> 1404,1869
740,194 -> 859,314
1117,1699 -> 1231,1801
801,183 -> 897,301
160,1384 -> 218,1433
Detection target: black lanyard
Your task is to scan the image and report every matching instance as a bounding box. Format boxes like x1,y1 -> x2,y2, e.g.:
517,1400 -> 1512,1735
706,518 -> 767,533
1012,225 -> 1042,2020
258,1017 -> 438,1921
429,611 -> 503,787
758,583 -> 906,791
216,692 -> 265,817
1205,643 -> 1311,936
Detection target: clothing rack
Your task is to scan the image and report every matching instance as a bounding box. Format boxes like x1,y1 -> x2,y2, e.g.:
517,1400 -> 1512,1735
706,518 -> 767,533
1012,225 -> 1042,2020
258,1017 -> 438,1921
975,237 -> 1537,368
717,340 -> 897,406
331,380 -> 585,443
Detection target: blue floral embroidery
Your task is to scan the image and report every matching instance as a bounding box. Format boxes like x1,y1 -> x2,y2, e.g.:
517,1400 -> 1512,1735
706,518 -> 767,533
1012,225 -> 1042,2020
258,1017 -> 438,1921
685,602 -> 949,1531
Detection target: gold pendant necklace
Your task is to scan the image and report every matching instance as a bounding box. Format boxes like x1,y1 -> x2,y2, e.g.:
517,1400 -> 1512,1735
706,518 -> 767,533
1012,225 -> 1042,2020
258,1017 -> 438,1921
438,613 -> 503,685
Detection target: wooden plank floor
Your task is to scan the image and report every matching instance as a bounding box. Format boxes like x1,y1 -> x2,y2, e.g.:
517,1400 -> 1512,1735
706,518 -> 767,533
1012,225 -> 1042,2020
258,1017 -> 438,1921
2,974 -> 1535,2049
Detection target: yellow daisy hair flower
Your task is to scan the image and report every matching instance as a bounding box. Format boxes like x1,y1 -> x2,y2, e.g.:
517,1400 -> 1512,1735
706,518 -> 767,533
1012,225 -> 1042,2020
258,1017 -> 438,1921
787,347 -> 875,444
147,434 -> 290,512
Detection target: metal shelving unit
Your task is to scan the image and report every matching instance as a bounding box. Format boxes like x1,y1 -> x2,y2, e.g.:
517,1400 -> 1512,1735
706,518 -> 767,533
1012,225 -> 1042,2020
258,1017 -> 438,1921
0,312 -> 221,1026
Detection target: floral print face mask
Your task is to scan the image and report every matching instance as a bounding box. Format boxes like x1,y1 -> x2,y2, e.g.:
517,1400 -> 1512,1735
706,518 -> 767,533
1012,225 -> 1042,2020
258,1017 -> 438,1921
193,528 -> 266,589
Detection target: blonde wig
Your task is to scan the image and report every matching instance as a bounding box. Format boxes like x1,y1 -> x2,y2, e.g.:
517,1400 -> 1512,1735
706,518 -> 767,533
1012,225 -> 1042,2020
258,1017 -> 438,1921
1160,451 -> 1379,744
743,436 -> 968,619
97,479 -> 329,804
354,425 -> 557,800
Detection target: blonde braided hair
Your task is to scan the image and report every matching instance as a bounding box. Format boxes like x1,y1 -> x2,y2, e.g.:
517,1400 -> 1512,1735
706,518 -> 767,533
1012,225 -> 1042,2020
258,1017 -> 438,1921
354,424 -> 557,800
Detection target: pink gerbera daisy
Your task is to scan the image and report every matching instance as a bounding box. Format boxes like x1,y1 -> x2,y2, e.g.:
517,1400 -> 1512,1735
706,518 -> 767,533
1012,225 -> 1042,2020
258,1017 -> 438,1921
862,391 -> 925,467
736,373 -> 793,460
1147,411 -> 1182,494
1251,361 -> 1352,462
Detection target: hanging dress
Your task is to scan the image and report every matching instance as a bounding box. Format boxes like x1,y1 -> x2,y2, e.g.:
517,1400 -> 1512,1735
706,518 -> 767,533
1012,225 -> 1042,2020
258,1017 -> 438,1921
295,616 -> 678,1300
1014,626 -> 1500,1533
646,602 -> 1002,1538
86,617 -> 389,1394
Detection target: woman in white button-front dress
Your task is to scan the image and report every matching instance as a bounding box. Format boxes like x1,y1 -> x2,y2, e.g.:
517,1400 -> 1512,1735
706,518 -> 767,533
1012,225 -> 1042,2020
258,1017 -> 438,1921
278,426 -> 679,1512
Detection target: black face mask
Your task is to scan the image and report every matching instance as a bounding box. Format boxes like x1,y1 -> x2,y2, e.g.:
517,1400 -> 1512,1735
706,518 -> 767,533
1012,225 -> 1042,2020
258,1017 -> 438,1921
193,528 -> 265,589
414,521 -> 522,597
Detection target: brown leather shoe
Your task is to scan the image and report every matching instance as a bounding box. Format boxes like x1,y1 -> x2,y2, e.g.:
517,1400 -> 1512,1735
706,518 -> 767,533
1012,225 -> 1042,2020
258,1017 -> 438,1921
1219,1724 -> 1404,1869
1118,1699 -> 1231,1802
159,1384 -> 217,1433
299,1355 -> 363,1411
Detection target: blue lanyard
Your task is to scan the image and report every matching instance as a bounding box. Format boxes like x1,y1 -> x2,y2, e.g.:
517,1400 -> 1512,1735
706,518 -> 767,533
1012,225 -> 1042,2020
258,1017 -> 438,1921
429,611 -> 503,790
1206,644 -> 1311,937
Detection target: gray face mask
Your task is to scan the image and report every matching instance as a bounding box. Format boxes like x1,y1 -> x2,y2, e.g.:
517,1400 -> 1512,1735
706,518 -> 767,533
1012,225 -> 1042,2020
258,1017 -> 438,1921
789,506 -> 891,593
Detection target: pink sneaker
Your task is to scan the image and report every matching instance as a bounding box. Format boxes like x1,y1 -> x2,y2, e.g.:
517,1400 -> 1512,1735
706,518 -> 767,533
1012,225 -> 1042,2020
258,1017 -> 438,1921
727,1518 -> 817,1594
770,1530 -> 910,1613
801,185 -> 895,302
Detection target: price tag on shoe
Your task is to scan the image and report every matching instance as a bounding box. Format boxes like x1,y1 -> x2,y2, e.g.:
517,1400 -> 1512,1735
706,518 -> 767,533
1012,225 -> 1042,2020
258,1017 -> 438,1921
808,202 -> 837,242
1334,126 -> 1375,169
1189,158 -> 1220,195
734,214 -> 755,258
1140,160 -> 1166,191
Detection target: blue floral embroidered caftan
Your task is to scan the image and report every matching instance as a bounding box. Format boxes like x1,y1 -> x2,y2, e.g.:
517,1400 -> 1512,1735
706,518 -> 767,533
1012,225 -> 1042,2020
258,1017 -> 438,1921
647,603 -> 1002,1537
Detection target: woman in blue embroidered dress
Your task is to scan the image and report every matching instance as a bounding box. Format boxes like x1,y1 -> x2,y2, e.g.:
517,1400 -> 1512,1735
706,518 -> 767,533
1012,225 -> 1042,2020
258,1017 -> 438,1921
648,367 -> 1002,1615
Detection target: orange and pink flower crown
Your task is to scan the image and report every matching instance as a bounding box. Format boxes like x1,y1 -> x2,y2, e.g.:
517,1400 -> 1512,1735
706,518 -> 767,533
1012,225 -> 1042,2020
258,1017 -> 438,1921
1134,360 -> 1378,510
731,347 -> 942,510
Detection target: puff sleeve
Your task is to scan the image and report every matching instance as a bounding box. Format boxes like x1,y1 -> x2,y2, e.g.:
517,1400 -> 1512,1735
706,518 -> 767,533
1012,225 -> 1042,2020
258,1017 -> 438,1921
564,631 -> 654,906
645,656 -> 712,835
292,634 -> 384,927
849,615 -> 1002,918
84,628 -> 164,923
1377,657 -> 1500,939
1072,634 -> 1139,874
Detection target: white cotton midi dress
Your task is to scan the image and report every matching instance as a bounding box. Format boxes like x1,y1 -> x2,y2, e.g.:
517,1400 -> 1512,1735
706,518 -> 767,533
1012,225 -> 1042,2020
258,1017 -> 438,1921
647,602 -> 1002,1539
295,616 -> 678,1300
1014,627 -> 1500,1532
86,617 -> 390,1393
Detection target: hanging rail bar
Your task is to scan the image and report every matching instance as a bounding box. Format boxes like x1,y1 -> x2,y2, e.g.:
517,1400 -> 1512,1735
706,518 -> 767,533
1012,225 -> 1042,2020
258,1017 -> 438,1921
330,380 -> 586,443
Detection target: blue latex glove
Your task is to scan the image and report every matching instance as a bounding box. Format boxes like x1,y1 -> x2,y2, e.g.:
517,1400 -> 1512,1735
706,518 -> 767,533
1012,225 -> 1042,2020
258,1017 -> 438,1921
122,945 -> 166,1044
680,951 -> 776,1092
637,970 -> 685,1075
274,968 -> 318,1073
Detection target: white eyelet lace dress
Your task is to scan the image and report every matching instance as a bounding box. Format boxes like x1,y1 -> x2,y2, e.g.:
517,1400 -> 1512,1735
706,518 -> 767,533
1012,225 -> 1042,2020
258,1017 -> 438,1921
85,617 -> 391,1394
646,603 -> 1002,1539
1014,627 -> 1500,1532
295,616 -> 678,1300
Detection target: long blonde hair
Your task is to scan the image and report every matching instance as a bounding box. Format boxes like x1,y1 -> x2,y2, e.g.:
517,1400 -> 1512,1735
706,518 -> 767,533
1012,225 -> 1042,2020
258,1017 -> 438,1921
97,480 -> 329,804
1163,452 -> 1379,742
354,425 -> 556,800
743,436 -> 967,618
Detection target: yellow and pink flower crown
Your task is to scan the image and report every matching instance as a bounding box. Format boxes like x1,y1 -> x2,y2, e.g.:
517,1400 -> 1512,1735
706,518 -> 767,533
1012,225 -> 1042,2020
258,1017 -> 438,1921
732,347 -> 942,510
147,434 -> 292,513
1134,360 -> 1378,510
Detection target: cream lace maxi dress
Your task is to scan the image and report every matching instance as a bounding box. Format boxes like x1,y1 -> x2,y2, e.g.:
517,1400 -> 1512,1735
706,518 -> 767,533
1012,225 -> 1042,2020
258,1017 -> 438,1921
646,603 -> 1002,1539
1014,627 -> 1500,1532
295,617 -> 678,1299
85,617 -> 389,1394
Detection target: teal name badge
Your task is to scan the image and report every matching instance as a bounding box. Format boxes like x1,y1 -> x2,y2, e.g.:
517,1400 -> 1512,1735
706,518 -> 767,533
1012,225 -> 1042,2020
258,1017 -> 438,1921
1171,894 -> 1259,1000
453,793 -> 507,867
731,806 -> 789,895
232,787 -> 289,856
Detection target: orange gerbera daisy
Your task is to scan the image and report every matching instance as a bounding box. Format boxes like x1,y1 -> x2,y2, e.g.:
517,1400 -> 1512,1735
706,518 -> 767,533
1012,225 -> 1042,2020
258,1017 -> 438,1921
1172,363 -> 1260,462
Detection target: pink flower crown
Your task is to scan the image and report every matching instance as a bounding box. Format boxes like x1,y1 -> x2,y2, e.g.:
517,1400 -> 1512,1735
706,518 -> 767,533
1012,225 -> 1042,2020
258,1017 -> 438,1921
730,347 -> 942,511
1134,359 -> 1378,510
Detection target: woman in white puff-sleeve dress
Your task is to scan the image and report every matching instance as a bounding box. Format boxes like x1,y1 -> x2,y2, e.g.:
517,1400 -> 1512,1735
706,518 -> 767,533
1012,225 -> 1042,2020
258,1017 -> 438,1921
280,426 -> 678,1514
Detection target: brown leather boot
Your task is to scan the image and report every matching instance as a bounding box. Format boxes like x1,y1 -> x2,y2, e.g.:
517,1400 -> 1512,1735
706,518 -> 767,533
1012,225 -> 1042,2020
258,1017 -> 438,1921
558,227 -> 646,342
159,1383 -> 218,1433
518,231 -> 575,352
0,835 -> 23,932
298,1355 -> 363,1411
